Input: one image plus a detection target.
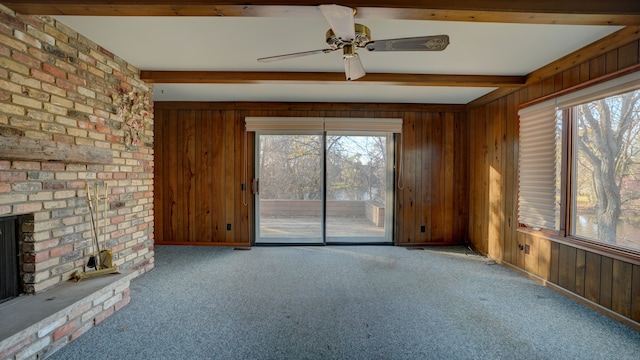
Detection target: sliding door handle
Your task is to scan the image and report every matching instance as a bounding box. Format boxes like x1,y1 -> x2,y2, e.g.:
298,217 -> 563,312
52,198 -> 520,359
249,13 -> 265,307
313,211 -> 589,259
251,178 -> 259,195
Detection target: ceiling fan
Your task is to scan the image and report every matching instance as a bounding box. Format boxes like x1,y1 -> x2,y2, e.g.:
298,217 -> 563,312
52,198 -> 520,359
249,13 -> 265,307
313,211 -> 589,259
257,4 -> 450,81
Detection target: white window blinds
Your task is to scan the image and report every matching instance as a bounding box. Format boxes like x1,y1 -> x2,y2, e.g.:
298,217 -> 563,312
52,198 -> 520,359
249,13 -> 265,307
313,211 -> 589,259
517,70 -> 640,231
245,117 -> 402,133
517,102 -> 560,231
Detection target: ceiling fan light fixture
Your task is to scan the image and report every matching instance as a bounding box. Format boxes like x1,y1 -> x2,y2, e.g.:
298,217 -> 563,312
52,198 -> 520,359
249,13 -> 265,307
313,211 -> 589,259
344,53 -> 365,81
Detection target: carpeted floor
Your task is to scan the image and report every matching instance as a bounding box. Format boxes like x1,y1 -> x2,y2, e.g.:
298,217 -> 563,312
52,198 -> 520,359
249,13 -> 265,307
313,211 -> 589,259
49,245 -> 640,359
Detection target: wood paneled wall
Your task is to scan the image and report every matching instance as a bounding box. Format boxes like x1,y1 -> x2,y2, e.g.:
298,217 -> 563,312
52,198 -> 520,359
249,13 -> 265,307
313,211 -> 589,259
154,108 -> 251,246
467,27 -> 640,327
154,103 -> 468,246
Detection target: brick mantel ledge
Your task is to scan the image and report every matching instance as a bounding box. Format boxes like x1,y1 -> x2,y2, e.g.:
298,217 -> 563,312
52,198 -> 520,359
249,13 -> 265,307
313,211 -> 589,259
0,270 -> 140,359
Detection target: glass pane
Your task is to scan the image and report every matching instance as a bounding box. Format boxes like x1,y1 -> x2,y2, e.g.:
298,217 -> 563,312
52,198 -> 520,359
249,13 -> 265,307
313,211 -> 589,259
325,135 -> 389,243
256,134 -> 323,244
572,89 -> 640,251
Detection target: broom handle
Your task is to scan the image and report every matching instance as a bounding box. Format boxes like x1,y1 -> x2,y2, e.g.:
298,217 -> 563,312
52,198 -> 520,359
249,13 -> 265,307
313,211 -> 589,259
103,183 -> 108,249
86,184 -> 101,268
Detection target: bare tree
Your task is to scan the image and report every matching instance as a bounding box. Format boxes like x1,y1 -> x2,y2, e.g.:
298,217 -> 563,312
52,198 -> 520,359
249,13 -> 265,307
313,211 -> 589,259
576,89 -> 640,243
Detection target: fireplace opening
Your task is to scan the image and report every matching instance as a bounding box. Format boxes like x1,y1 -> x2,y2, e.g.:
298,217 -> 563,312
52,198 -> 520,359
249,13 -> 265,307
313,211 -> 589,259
1,216 -> 20,303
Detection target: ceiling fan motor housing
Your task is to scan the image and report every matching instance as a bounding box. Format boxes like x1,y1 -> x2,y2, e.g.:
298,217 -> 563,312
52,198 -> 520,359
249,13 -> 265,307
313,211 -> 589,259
326,23 -> 371,49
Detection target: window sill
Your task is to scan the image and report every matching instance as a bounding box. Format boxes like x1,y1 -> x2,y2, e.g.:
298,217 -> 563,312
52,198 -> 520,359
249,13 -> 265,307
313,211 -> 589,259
516,227 -> 640,266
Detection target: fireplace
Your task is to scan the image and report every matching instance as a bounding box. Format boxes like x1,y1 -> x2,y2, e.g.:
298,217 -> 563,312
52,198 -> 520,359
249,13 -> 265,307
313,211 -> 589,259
0,216 -> 20,303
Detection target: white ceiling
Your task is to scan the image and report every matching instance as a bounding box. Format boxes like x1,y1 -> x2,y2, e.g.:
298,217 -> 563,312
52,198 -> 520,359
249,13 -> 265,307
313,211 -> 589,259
55,14 -> 622,104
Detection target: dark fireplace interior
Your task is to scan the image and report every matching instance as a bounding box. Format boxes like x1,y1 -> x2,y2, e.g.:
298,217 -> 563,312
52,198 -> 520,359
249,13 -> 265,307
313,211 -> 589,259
0,216 -> 20,303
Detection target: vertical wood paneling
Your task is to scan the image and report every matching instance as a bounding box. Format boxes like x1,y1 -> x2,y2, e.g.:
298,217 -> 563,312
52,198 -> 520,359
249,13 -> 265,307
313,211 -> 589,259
618,40 -> 639,69
156,105 -> 467,247
167,110 -> 178,242
414,112 -> 425,243
612,260 -> 633,317
185,110 -> 197,242
402,112 -> 417,243
223,111 -> 236,243
584,252 -> 602,303
537,237 -> 551,281
575,249 -> 586,297
632,265 -> 640,323
558,244 -> 577,293
454,112 -> 468,242
200,110 -> 214,242
549,241 -> 560,285
431,113 -> 445,242
600,257 -> 614,309
211,111 -> 225,242
467,31 -> 640,326
444,113 -> 455,243
420,112 -> 432,243
524,235 -> 539,276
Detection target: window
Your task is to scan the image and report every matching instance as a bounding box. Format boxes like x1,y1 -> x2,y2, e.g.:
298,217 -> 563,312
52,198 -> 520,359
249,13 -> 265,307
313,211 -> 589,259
518,71 -> 640,255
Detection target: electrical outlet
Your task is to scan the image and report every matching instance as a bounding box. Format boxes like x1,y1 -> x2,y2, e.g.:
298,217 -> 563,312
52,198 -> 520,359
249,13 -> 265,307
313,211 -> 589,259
524,244 -> 530,254
226,224 -> 231,231
420,225 -> 426,233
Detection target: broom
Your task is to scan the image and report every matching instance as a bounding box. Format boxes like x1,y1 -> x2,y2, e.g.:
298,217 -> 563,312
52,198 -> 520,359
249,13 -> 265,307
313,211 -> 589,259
86,184 -> 101,270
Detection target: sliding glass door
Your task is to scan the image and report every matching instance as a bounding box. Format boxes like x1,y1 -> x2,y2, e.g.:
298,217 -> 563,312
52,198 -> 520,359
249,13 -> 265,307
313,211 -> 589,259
255,133 -> 324,244
325,134 -> 392,244
255,132 -> 393,245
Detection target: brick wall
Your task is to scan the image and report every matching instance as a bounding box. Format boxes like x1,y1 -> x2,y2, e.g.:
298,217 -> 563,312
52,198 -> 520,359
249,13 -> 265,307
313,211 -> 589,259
0,5 -> 154,293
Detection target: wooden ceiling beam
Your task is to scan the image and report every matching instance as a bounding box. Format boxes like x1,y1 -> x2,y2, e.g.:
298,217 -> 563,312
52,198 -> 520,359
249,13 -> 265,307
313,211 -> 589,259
4,1 -> 640,25
140,71 -> 525,88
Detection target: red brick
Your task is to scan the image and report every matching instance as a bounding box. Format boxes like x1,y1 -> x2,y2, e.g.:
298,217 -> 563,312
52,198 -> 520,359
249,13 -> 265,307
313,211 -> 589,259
42,63 -> 66,79
0,90 -> 9,101
67,73 -> 86,86
31,68 -> 55,83
12,51 -> 40,69
98,46 -> 114,59
70,322 -> 93,341
42,162 -> 65,171
0,12 -> 25,32
67,180 -> 86,189
119,81 -> 131,91
0,183 -> 10,192
96,124 -> 110,134
16,14 -> 43,30
112,71 -> 125,81
113,172 -> 126,179
0,161 -> 10,170
53,319 -> 79,341
50,244 -> 73,257
111,215 -> 125,224
97,172 -> 113,179
23,251 -> 49,263
0,336 -> 33,360
111,187 -> 125,194
77,121 -> 94,130
114,295 -> 130,312
53,134 -> 74,144
12,161 -> 40,170
55,78 -> 76,91
94,307 -> 115,325
0,171 -> 27,181
16,202 -> 42,213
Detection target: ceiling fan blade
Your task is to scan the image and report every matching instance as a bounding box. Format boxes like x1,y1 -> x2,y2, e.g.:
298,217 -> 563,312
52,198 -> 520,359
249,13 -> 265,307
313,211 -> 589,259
319,4 -> 356,42
365,35 -> 450,52
344,54 -> 365,81
257,48 -> 336,62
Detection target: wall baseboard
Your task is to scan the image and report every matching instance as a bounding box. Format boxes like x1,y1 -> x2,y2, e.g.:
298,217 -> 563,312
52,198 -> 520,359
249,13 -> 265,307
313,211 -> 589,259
498,260 -> 640,332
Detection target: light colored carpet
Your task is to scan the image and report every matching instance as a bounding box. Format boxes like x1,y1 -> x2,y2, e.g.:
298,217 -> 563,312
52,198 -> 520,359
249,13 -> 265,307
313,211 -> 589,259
48,245 -> 640,359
